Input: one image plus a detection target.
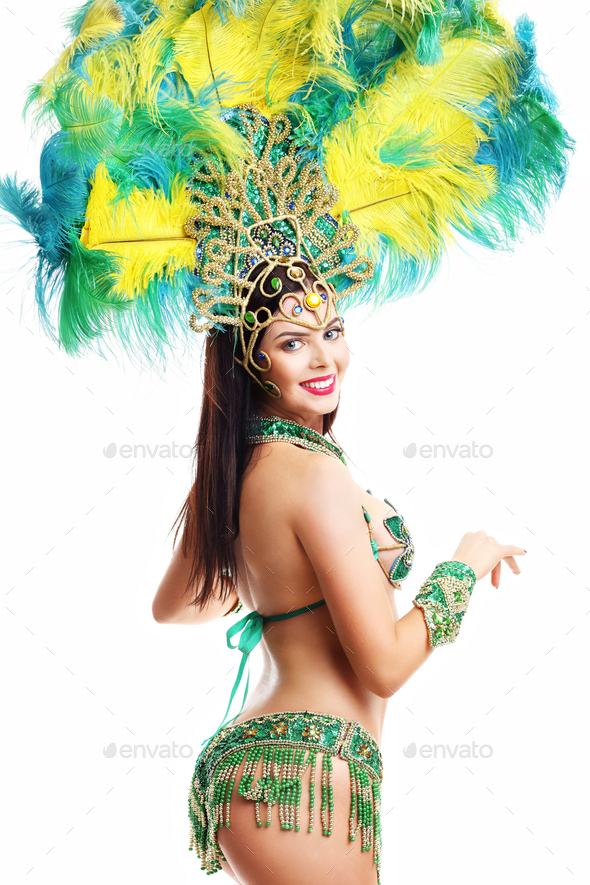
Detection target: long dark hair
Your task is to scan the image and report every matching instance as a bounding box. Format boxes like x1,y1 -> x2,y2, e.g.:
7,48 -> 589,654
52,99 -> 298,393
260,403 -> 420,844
171,261 -> 341,611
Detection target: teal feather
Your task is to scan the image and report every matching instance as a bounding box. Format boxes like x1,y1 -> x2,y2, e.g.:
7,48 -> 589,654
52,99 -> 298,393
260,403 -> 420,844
26,76 -> 124,172
415,14 -> 443,65
514,14 -> 559,113
338,232 -> 444,313
462,13 -> 575,251
0,175 -> 60,256
39,132 -> 88,246
444,1 -> 505,40
105,149 -> 184,202
341,7 -> 404,92
464,97 -> 575,250
0,174 -> 65,332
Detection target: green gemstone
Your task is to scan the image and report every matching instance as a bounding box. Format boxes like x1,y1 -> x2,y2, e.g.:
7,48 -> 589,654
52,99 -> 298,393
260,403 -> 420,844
244,311 -> 256,323
271,277 -> 280,290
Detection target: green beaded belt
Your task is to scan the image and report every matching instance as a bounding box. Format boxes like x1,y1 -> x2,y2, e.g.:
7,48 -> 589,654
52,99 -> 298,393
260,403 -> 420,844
188,710 -> 384,880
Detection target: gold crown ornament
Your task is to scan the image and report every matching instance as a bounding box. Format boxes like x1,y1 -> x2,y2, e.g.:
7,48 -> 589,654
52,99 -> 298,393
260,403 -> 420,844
183,104 -> 374,397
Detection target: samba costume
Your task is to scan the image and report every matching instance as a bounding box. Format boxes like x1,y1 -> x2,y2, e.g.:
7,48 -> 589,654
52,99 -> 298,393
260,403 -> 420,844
0,1 -> 574,880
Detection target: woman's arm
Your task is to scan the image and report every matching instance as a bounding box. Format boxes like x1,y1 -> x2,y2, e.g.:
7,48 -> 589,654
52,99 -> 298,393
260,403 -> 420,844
151,543 -> 239,625
292,454 -> 434,697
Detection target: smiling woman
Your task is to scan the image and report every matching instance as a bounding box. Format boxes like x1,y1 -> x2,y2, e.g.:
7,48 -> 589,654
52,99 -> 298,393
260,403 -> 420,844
251,264 -> 349,409
152,220 -> 524,884
0,1 -> 571,883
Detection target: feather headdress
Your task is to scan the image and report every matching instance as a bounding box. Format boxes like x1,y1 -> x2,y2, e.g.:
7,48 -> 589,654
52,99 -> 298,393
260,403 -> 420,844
0,0 -> 575,369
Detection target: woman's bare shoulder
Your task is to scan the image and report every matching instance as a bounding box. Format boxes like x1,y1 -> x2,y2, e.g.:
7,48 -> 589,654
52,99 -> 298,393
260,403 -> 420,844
246,440 -> 351,485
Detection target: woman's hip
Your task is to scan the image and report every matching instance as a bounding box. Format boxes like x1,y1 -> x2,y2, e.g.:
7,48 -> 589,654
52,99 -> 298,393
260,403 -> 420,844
188,709 -> 384,881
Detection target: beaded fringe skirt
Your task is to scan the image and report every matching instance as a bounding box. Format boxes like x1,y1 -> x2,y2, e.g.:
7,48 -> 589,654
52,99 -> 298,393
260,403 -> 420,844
188,710 -> 384,881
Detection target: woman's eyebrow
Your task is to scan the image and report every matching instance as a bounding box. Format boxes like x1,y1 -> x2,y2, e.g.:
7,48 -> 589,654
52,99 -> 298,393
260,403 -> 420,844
272,317 -> 342,341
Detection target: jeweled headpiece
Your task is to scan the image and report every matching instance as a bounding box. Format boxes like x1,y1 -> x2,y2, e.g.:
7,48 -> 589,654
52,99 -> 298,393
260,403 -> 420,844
184,105 -> 373,396
0,2 -> 574,376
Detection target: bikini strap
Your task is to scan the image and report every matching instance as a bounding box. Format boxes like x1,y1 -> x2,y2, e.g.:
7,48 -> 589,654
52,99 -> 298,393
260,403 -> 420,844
200,599 -> 327,747
263,598 -> 326,621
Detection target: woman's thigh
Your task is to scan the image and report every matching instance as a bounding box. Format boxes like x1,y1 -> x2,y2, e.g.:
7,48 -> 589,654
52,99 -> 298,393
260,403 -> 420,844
216,752 -> 379,885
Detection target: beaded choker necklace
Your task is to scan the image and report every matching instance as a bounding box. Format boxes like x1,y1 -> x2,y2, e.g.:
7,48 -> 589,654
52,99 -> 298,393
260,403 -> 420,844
246,416 -> 346,464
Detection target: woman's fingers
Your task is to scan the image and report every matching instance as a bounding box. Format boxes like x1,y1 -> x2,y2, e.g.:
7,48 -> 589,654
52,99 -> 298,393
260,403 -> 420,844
503,554 -> 521,575
491,561 -> 501,588
493,548 -> 526,586
504,545 -> 527,557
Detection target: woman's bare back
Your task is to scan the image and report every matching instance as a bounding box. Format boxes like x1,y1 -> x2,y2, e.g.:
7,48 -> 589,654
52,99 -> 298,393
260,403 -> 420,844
230,441 -> 405,745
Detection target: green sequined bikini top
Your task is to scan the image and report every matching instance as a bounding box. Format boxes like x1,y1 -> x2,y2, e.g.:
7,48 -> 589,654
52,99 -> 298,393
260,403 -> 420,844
246,415 -> 415,586
201,416 -> 415,748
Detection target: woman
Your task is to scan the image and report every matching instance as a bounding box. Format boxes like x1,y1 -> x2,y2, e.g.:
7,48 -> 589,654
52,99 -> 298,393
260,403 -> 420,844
0,4 -> 567,883
151,259 -> 526,884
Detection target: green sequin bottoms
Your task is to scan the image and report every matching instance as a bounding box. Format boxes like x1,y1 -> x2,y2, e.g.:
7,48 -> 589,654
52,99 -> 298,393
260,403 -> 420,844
188,710 -> 384,880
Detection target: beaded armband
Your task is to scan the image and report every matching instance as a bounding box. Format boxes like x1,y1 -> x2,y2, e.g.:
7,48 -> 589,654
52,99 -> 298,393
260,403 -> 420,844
412,560 -> 477,647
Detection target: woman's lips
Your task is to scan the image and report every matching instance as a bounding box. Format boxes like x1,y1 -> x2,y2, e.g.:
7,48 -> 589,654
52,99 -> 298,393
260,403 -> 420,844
299,374 -> 336,396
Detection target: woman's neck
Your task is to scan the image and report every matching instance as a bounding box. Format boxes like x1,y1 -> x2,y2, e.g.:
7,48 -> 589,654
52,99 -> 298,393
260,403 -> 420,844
254,400 -> 325,434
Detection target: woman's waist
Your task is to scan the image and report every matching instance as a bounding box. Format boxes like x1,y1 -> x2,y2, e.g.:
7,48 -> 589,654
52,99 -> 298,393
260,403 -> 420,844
233,677 -> 387,746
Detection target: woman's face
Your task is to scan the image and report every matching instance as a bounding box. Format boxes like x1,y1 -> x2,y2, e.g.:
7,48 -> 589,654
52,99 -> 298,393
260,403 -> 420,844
253,291 -> 350,427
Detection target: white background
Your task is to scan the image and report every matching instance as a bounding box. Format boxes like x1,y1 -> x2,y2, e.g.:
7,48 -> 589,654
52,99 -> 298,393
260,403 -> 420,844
0,2 -> 587,883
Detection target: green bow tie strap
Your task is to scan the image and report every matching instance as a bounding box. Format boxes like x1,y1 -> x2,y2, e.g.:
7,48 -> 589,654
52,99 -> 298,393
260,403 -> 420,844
200,599 -> 327,747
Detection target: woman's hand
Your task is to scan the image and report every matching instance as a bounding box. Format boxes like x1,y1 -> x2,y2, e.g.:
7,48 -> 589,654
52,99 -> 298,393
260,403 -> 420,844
451,530 -> 526,588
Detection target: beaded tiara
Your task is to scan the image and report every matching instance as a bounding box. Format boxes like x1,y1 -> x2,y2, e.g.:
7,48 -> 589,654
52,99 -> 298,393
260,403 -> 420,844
184,104 -> 373,396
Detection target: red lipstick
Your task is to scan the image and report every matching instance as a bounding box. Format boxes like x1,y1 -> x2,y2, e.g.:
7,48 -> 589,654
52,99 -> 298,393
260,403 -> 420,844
299,373 -> 337,396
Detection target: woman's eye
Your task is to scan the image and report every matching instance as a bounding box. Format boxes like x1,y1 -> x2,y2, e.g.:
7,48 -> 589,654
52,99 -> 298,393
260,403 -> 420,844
282,325 -> 343,351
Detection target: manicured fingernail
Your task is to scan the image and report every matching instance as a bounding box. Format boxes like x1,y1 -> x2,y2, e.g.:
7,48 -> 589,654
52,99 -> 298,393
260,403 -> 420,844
524,549 -> 527,553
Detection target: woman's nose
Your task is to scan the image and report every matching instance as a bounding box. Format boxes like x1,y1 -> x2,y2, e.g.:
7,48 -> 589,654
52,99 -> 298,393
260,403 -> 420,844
309,338 -> 332,367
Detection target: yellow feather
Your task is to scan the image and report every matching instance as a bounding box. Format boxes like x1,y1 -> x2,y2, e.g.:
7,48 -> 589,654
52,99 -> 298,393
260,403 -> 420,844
173,2 -> 317,115
291,0 -> 344,65
323,23 -> 523,261
173,8 -> 236,107
41,0 -> 125,88
80,39 -> 139,109
131,10 -> 179,108
388,0 -> 443,24
80,163 -> 197,296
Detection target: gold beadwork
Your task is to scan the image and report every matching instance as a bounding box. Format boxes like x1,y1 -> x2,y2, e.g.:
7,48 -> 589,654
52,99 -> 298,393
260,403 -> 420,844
358,742 -> 373,759
270,721 -> 289,737
184,106 -> 374,398
302,723 -> 324,742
